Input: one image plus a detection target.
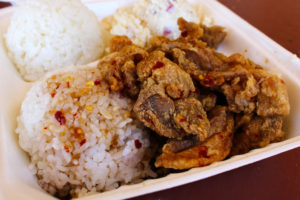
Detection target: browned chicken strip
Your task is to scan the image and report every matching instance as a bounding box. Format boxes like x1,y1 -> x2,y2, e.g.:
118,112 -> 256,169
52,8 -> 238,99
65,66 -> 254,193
230,115 -> 285,156
134,51 -> 210,141
155,106 -> 234,170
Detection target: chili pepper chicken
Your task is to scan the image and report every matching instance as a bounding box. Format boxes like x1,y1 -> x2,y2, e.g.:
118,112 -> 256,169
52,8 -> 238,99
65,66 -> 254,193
98,18 -> 290,170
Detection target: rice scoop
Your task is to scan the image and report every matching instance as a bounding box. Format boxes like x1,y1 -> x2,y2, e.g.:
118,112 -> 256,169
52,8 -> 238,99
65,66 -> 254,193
4,0 -> 104,81
16,63 -> 155,197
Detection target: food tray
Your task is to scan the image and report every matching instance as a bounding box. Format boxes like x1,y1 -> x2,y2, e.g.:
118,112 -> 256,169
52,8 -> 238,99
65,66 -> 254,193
0,0 -> 300,199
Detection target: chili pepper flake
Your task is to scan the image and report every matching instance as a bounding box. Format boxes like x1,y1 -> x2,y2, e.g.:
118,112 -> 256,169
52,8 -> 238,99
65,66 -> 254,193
152,61 -> 165,70
86,81 -> 95,87
94,79 -> 101,85
179,89 -> 184,98
198,162 -> 205,167
80,139 -> 87,146
55,111 -> 66,125
64,145 -> 70,153
66,81 -> 70,88
181,30 -> 188,37
43,127 -> 48,130
180,118 -> 186,123
197,115 -> 203,119
134,139 -> 142,149
51,92 -> 56,98
56,83 -> 61,89
203,74 -> 214,86
112,60 -> 117,65
198,146 -> 209,158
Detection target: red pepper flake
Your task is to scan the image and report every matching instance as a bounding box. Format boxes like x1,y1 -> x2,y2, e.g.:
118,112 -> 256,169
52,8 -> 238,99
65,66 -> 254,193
219,134 -> 224,139
280,79 -> 285,84
134,139 -> 142,149
178,89 -> 184,98
198,146 -> 209,158
166,3 -> 174,12
94,79 -> 101,85
198,162 -> 205,167
125,83 -> 132,89
44,127 -> 48,130
55,111 -> 66,125
73,113 -> 77,117
181,30 -> 188,37
66,81 -> 70,88
91,71 -> 95,74
197,115 -> 203,119
163,28 -> 172,36
64,145 -> 70,153
152,61 -> 165,70
180,118 -> 186,123
80,139 -> 87,146
56,83 -> 61,89
194,88 -> 200,94
112,60 -> 117,65
51,92 -> 56,98
228,133 -> 233,137
115,76 -> 121,82
203,74 -> 214,86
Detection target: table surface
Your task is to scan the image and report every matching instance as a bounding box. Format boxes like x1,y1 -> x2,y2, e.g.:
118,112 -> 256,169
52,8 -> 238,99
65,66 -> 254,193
0,1 -> 299,200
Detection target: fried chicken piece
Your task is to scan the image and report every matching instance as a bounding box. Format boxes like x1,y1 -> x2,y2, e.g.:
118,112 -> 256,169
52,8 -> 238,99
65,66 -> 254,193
149,19 -> 290,117
200,25 -> 227,49
174,98 -> 210,141
199,93 -> 217,112
230,115 -> 285,156
177,17 -> 227,49
134,78 -> 181,138
137,51 -> 195,99
134,51 -> 210,141
155,106 -> 234,170
98,36 -> 148,97
199,65 -> 290,116
255,73 -> 290,117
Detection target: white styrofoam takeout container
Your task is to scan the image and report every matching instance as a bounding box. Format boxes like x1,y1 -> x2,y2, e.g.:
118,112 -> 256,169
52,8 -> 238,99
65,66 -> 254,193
0,0 -> 300,199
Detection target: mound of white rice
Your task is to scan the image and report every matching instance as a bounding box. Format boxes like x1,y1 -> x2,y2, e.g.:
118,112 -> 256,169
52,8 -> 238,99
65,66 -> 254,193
5,0 -> 104,82
16,62 -> 155,197
102,0 -> 212,47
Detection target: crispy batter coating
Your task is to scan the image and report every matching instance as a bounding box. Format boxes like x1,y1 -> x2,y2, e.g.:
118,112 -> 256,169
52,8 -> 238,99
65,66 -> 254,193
155,106 -> 234,170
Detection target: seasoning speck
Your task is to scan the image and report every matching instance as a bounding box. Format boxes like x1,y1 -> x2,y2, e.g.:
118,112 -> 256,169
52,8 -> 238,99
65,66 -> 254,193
86,105 -> 94,111
134,139 -> 142,149
86,81 -> 95,87
55,111 -> 66,125
94,79 -> 101,85
80,139 -> 86,146
152,61 -> 165,70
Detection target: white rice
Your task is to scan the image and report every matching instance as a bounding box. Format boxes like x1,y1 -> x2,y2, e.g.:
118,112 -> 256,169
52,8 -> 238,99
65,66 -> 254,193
4,0 -> 104,81
16,62 -> 155,197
